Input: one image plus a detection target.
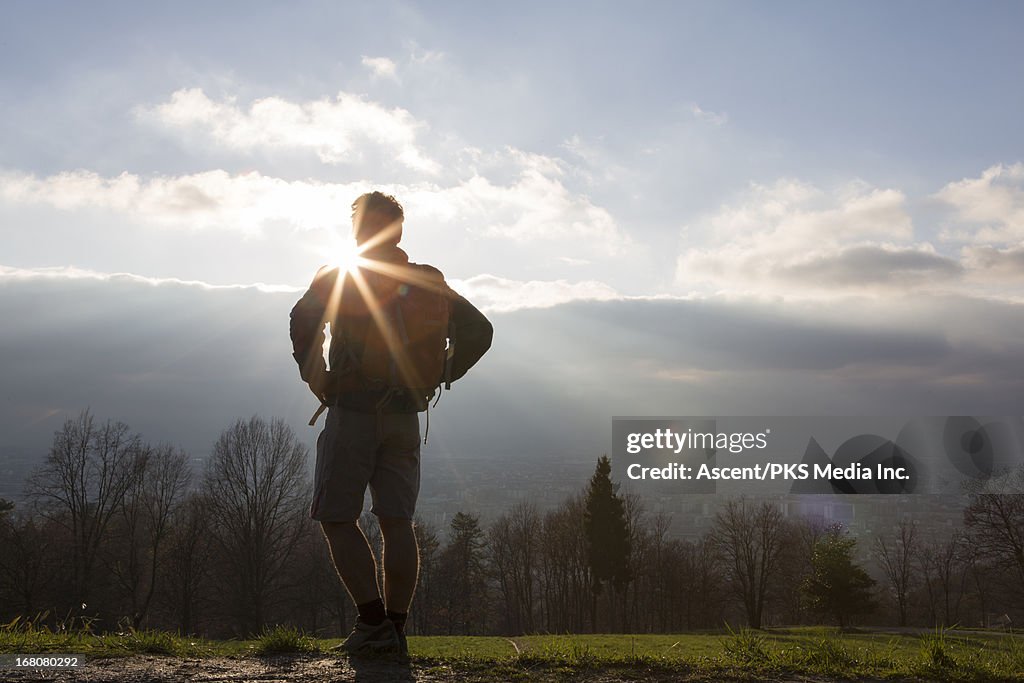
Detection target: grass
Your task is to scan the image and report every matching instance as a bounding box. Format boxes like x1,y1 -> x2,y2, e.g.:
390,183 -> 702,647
253,625 -> 320,655
3,615 -> 1024,681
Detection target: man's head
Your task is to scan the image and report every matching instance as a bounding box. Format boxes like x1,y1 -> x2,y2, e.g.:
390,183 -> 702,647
351,192 -> 404,247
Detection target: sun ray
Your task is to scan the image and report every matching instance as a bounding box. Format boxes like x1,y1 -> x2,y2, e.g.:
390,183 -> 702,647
347,264 -> 428,389
356,219 -> 403,252
358,258 -> 448,290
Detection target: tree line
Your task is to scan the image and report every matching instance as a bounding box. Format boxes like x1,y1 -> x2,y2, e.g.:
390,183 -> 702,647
1,411 -> 1023,637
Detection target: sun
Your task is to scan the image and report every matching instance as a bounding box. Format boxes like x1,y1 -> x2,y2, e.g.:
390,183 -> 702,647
318,232 -> 365,273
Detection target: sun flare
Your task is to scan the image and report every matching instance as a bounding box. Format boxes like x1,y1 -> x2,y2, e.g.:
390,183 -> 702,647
319,233 -> 364,273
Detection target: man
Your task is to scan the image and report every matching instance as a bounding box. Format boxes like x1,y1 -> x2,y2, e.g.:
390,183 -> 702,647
289,192 -> 492,655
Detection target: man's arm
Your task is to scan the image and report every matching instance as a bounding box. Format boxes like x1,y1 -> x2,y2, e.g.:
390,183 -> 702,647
289,266 -> 338,398
448,293 -> 493,383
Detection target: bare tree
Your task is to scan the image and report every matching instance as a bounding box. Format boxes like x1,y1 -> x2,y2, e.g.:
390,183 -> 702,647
108,445 -> 191,628
620,492 -> 649,633
627,511 -> 671,632
0,510 -> 60,619
489,502 -> 541,634
538,494 -> 590,632
286,515 -> 346,635
685,536 -> 727,629
873,518 -> 918,627
774,516 -> 827,625
710,498 -> 786,629
202,416 -> 309,635
27,410 -> 144,610
964,466 -> 1024,610
918,531 -> 970,627
410,517 -> 441,636
159,492 -> 213,635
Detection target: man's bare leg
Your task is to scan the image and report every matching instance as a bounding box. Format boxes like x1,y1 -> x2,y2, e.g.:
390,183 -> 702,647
378,517 -> 419,614
320,520 -> 380,606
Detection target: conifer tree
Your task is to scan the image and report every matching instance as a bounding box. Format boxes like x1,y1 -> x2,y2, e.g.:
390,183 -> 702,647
583,455 -> 630,630
802,526 -> 876,628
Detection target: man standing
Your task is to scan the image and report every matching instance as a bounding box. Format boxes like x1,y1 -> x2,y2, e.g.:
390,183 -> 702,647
290,192 -> 492,654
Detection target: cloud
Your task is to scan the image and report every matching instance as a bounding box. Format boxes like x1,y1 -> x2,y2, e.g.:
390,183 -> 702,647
140,88 -> 439,173
4,86 -> 631,270
1,163 -> 628,264
0,169 -> 366,234
361,56 -> 398,80
776,244 -> 962,287
450,274 -> 619,312
698,180 -> 913,245
432,149 -> 630,253
408,45 -> 445,65
688,103 -> 728,126
4,274 -> 1023,461
0,264 -> 618,313
0,264 -> 300,293
676,179 -> 954,296
961,245 -> 1024,282
936,163 -> 1024,243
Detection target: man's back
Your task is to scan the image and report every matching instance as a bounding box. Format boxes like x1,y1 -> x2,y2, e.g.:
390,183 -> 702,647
290,243 -> 492,414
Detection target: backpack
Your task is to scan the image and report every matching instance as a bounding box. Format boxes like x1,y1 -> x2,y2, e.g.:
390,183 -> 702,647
335,264 -> 455,411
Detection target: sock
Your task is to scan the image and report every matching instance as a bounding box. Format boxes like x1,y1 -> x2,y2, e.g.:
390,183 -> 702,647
386,609 -> 408,634
357,598 -> 386,626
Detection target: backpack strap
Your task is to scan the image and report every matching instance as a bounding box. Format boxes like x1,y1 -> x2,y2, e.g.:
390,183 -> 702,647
391,298 -> 409,386
443,318 -> 456,390
308,401 -> 328,427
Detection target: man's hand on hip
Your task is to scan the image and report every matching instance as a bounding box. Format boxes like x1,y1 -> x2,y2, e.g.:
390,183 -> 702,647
307,370 -> 340,403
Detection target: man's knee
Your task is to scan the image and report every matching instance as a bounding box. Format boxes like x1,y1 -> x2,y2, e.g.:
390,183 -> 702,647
320,519 -> 359,539
321,519 -> 358,529
377,516 -> 415,535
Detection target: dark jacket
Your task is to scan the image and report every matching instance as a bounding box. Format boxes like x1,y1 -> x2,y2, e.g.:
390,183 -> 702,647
290,245 -> 493,412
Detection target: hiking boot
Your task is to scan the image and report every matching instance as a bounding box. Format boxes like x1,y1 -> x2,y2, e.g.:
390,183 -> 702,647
396,629 -> 408,656
334,618 -> 399,655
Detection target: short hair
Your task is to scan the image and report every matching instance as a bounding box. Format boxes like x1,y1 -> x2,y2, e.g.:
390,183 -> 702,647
351,191 -> 404,223
351,191 -> 404,246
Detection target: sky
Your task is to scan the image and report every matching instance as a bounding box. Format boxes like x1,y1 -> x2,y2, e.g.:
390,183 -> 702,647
2,2 -> 1024,463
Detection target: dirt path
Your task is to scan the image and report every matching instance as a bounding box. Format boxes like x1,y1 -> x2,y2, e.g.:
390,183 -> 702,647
0,655 -> 900,682
2,655 -> 426,683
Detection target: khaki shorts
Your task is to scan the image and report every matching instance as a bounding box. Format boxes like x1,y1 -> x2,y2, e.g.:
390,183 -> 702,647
310,407 -> 421,522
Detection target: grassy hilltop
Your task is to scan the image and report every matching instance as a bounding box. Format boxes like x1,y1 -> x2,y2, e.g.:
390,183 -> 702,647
3,622 -> 1024,681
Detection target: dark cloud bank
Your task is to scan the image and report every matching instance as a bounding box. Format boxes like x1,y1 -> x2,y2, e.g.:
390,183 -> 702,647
2,276 -> 1024,473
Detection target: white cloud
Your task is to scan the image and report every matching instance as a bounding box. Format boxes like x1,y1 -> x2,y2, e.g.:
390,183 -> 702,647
430,149 -> 630,254
140,88 -> 439,173
409,46 -> 445,65
449,274 -> 619,312
361,56 -> 399,80
0,264 -> 300,293
676,180 -> 948,296
688,103 -> 728,126
673,170 -> 1024,300
961,245 -> 1024,282
699,179 -> 912,245
0,85 -> 628,265
0,159 -> 629,259
936,163 -> 1024,243
0,169 -> 367,235
0,264 -> 620,314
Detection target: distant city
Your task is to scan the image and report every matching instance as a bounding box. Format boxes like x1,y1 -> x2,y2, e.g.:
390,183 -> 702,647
2,444 -> 969,546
